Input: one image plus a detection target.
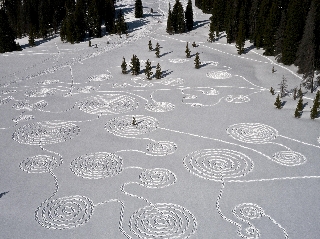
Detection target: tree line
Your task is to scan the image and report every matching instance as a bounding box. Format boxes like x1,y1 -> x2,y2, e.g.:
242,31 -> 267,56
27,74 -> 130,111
0,0 -> 119,51
205,0 -> 320,90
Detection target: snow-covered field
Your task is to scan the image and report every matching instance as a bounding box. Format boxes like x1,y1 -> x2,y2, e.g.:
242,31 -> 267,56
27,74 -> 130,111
1,0 -> 320,238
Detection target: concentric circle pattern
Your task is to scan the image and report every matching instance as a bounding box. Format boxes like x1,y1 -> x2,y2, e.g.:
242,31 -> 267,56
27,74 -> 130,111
35,195 -> 94,230
105,115 -> 159,137
183,149 -> 254,181
12,121 -> 80,145
146,141 -> 177,156
272,151 -> 306,166
70,152 -> 123,179
20,155 -> 63,173
206,71 -> 232,79
25,88 -> 56,97
233,203 -> 265,220
225,95 -> 250,103
129,203 -> 197,238
169,58 -> 189,63
139,168 -> 177,188
157,78 -> 184,86
78,94 -> 138,115
226,123 -> 278,144
145,102 -> 175,112
88,73 -> 113,82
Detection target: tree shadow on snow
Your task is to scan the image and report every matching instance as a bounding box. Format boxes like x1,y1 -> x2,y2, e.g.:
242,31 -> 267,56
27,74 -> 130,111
20,34 -> 59,49
193,20 -> 210,30
127,19 -> 150,33
0,191 -> 9,199
160,51 -> 173,58
162,70 -> 173,78
281,101 -> 287,107
243,44 -> 255,54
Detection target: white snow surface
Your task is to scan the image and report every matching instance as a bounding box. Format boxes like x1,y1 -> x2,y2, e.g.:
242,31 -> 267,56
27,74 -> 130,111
1,0 -> 320,238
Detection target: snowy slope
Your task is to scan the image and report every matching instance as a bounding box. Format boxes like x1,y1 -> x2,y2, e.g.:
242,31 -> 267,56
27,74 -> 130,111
1,0 -> 320,239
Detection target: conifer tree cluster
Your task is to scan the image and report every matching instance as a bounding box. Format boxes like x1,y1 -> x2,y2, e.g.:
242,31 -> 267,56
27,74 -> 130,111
166,0 -> 194,34
0,0 -> 121,49
205,0 -> 320,79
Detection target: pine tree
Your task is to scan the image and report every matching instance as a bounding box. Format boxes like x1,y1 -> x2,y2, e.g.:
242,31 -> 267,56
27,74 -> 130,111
172,0 -> 185,33
144,59 -> 153,79
194,52 -> 201,69
105,0 -> 115,33
155,63 -> 162,79
115,9 -> 127,35
294,107 -> 301,118
185,0 -> 194,31
135,56 -> 141,75
155,42 -> 160,57
295,1 -> 317,93
166,3 -> 174,34
274,94 -> 282,109
274,10 -> 287,62
130,54 -> 137,75
0,8 -> 18,53
263,1 -> 281,56
148,40 -> 153,51
310,96 -> 319,119
73,0 -> 86,42
297,86 -> 303,98
279,75 -> 288,98
88,0 -> 102,38
208,13 -> 216,42
270,87 -> 275,95
135,0 -> 143,18
297,96 -> 304,111
185,42 -> 191,58
236,5 -> 246,55
121,57 -> 127,74
282,0 -> 306,65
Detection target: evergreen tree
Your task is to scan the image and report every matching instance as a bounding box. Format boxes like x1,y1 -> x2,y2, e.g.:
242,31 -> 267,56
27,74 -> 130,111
73,0 -> 86,42
295,0 -> 317,93
148,40 -> 153,51
0,8 -> 18,53
236,5 -> 246,55
208,13 -> 216,42
155,63 -> 162,79
185,42 -> 191,58
172,0 -> 185,33
135,56 -> 141,74
105,0 -> 115,32
121,57 -> 127,74
194,52 -> 201,69
297,96 -> 304,111
279,75 -> 288,98
263,1 -> 281,55
166,3 -> 174,34
135,0 -> 143,18
270,87 -> 275,95
275,10 -> 287,62
38,0 -> 50,39
115,9 -> 127,35
297,86 -> 303,98
144,59 -> 153,79
294,107 -> 301,118
155,42 -> 160,57
88,0 -> 102,38
130,54 -> 137,75
253,0 -> 272,49
274,94 -> 282,109
185,0 -> 194,31
310,96 -> 319,119
282,0 -> 306,65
